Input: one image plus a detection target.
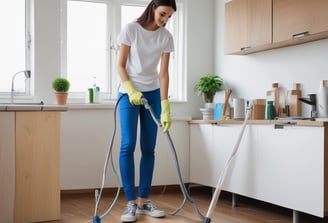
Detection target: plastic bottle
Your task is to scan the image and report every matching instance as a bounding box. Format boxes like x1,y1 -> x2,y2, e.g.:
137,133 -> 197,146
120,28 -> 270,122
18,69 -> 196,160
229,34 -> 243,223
93,77 -> 100,103
317,80 -> 328,118
265,101 -> 275,120
88,88 -> 94,103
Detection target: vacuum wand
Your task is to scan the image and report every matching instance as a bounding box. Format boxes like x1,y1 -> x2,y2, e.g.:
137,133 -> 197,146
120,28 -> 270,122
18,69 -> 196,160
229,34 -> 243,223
202,101 -> 254,223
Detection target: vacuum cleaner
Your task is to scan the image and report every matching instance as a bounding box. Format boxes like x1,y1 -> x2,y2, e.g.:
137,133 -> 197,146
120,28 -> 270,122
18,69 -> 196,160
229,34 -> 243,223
93,94 -> 253,223
93,95 -> 204,222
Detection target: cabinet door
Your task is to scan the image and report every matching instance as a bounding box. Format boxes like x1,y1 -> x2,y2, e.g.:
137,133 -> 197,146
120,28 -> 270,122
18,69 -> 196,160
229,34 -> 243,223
15,112 -> 60,222
255,125 -> 325,217
190,123 -> 254,188
273,0 -> 328,43
190,124 -> 214,186
212,124 -> 255,192
224,0 -> 248,54
224,0 -> 272,54
0,113 -> 15,223
248,0 -> 272,48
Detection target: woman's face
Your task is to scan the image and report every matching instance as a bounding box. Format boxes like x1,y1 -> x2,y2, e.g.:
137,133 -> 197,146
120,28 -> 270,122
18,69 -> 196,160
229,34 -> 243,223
153,6 -> 175,27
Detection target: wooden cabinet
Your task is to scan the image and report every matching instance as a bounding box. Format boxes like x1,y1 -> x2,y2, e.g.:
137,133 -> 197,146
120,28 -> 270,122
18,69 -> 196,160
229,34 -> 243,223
190,123 -> 328,218
224,0 -> 328,55
273,0 -> 328,43
224,0 -> 272,55
0,111 -> 61,223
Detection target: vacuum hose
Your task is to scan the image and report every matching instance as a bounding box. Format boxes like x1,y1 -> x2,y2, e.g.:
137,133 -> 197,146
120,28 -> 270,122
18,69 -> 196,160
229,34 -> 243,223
93,95 -> 124,223
141,98 -> 205,221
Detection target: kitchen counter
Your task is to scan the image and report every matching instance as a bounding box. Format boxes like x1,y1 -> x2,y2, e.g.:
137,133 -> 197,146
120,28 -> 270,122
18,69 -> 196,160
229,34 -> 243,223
0,107 -> 66,222
190,119 -> 328,127
190,118 -> 328,222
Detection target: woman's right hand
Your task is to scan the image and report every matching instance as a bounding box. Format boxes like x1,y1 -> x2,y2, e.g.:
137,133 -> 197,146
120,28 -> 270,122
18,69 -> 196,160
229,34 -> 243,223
123,81 -> 143,105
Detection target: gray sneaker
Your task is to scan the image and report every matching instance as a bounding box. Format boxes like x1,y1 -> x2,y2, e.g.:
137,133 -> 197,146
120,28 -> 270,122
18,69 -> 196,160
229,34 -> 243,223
121,203 -> 137,222
136,200 -> 165,218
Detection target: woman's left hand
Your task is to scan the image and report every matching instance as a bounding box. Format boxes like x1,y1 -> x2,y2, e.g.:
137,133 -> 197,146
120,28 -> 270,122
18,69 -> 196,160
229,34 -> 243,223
160,99 -> 171,132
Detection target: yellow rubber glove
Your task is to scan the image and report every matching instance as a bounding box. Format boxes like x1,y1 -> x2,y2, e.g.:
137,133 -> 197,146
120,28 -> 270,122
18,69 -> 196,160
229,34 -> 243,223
161,99 -> 171,132
123,81 -> 143,105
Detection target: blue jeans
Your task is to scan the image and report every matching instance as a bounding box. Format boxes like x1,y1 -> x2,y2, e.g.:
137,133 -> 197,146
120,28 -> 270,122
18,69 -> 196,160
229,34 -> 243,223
118,89 -> 160,201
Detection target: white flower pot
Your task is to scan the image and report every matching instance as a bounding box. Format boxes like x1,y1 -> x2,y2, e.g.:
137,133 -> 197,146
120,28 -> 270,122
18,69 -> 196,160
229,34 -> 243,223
200,107 -> 214,120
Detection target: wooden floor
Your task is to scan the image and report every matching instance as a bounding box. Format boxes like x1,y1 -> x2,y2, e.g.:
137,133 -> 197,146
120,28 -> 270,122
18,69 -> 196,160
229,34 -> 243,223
50,186 -> 327,223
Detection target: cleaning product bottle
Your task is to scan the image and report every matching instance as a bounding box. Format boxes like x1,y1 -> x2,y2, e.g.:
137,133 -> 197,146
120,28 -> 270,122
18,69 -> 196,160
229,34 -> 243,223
92,76 -> 100,103
88,88 -> 94,104
317,80 -> 328,118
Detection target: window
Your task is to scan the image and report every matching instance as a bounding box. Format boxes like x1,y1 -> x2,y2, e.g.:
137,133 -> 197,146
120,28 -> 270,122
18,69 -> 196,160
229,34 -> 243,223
63,0 -> 185,102
0,0 -> 31,96
66,1 -> 108,93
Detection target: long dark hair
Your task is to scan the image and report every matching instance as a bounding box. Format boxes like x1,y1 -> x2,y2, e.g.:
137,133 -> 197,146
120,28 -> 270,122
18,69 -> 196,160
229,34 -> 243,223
137,0 -> 177,26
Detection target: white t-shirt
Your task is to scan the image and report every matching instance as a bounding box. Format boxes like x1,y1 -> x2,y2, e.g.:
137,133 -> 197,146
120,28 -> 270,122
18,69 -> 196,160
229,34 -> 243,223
117,22 -> 174,93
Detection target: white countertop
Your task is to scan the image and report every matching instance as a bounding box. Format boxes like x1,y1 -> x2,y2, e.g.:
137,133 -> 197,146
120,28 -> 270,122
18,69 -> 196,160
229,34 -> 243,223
190,119 -> 328,127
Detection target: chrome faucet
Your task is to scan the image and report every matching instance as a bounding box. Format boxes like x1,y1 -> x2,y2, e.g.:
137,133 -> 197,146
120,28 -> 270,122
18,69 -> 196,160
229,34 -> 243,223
11,70 -> 31,103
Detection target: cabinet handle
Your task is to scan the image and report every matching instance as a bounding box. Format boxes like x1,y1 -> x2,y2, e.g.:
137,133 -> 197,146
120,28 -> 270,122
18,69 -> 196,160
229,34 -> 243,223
292,31 -> 309,39
240,46 -> 251,51
274,122 -> 297,129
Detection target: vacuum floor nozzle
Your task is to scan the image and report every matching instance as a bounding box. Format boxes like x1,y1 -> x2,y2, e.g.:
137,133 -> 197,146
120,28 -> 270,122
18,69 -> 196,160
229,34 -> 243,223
93,216 -> 101,223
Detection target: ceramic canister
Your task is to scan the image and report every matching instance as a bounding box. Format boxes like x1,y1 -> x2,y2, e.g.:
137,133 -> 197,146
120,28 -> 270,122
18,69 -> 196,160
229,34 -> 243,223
233,98 -> 245,120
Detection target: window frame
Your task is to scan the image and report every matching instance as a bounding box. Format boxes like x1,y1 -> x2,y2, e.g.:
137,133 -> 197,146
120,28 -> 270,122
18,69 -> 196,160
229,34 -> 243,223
0,0 -> 32,98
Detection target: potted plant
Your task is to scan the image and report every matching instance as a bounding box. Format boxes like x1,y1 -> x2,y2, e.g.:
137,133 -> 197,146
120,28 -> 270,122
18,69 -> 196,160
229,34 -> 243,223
52,77 -> 70,105
194,74 -> 223,104
194,74 -> 224,120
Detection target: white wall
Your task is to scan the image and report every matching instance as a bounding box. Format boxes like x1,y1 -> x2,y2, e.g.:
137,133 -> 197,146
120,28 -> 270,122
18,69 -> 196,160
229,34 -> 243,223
174,0 -> 215,118
214,0 -> 328,117
60,109 -> 190,189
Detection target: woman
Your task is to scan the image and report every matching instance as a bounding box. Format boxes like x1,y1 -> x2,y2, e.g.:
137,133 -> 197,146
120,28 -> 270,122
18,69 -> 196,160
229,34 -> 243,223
116,0 -> 177,222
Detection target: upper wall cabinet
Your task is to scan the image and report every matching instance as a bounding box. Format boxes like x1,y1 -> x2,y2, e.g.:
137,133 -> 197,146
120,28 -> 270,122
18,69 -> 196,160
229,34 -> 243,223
273,0 -> 328,43
224,0 -> 272,55
224,0 -> 328,55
